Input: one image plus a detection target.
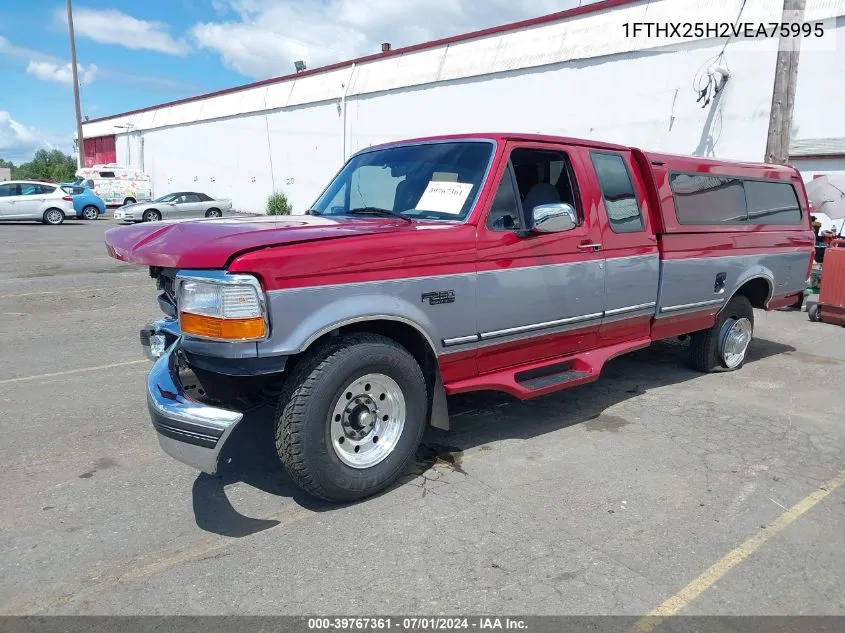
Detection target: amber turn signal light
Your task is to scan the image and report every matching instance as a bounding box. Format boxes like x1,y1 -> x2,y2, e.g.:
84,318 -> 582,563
180,312 -> 266,340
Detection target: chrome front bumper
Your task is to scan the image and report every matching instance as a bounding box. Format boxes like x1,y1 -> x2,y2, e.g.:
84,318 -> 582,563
146,337 -> 243,474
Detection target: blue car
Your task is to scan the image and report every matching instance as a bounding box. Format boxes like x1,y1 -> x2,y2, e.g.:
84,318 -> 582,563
60,183 -> 106,220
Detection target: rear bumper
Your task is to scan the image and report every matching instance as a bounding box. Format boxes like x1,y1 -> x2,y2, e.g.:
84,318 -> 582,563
146,338 -> 243,475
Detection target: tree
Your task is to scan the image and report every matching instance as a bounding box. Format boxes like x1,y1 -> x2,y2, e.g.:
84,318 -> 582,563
0,149 -> 77,182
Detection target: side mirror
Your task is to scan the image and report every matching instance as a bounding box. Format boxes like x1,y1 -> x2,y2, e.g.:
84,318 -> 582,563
528,203 -> 578,234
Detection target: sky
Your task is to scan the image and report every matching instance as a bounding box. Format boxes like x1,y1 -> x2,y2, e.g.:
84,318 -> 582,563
0,0 -> 590,163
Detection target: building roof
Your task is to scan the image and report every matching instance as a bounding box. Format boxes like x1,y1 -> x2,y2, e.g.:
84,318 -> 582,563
82,0 -> 638,126
789,137 -> 845,159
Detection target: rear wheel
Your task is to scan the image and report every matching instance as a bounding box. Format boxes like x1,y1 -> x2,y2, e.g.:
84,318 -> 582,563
275,333 -> 427,503
123,197 -> 136,206
205,208 -> 222,218
142,209 -> 161,222
689,295 -> 754,372
808,304 -> 821,322
82,205 -> 99,220
42,208 -> 65,225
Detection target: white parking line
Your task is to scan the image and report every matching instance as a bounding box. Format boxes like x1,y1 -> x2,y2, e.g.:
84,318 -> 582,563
0,360 -> 148,386
0,285 -> 148,299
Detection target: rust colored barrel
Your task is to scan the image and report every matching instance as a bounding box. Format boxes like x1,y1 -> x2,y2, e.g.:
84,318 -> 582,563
819,242 -> 845,325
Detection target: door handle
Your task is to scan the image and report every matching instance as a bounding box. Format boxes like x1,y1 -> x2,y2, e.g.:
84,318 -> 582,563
578,243 -> 602,251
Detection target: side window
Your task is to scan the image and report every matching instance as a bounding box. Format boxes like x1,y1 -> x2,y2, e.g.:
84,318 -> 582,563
20,184 -> 40,196
487,164 -> 522,230
85,180 -> 95,188
38,185 -> 56,194
99,171 -> 115,178
0,184 -> 13,197
590,152 -> 644,233
183,194 -> 201,203
670,173 -> 747,224
744,180 -> 802,224
198,193 -> 212,202
511,148 -> 579,218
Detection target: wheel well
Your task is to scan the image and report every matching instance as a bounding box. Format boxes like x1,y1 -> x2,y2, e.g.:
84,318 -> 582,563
733,277 -> 771,309
293,318 -> 439,392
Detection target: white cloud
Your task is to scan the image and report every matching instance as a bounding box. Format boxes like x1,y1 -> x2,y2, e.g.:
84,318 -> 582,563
0,112 -> 65,163
191,0 -> 589,79
56,7 -> 190,55
27,60 -> 98,86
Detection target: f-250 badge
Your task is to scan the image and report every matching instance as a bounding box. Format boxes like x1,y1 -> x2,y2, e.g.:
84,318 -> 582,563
421,290 -> 455,305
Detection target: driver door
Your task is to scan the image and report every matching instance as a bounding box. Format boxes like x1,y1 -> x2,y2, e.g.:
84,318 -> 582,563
475,141 -> 606,373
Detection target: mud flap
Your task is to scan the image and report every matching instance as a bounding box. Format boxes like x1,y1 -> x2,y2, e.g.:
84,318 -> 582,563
429,369 -> 450,431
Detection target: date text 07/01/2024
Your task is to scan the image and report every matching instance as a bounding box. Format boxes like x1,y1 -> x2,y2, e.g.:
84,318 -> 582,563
307,617 -> 528,630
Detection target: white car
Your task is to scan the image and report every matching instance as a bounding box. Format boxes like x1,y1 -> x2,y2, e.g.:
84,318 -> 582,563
0,181 -> 76,225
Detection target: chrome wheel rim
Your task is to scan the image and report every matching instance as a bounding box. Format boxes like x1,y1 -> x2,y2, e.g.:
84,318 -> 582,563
330,373 -> 405,469
144,212 -> 157,222
720,317 -> 752,369
46,210 -> 62,224
208,210 -> 221,217
83,207 -> 98,220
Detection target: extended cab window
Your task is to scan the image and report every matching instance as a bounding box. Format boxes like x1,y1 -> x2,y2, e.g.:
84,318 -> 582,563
590,152 -> 644,233
489,148 -> 580,231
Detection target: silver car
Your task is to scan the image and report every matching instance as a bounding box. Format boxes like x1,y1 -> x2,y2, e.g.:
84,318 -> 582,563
0,181 -> 76,225
114,192 -> 232,222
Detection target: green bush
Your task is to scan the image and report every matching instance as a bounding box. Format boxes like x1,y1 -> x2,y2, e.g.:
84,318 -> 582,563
267,191 -> 292,215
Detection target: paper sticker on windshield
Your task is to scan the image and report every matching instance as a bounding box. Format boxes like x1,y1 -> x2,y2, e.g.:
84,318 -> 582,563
415,181 -> 474,214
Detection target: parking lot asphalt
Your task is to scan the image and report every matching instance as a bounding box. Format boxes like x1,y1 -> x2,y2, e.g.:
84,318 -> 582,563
0,217 -> 843,616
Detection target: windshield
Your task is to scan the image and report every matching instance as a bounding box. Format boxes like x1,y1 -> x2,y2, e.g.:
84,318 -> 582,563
311,141 -> 493,221
153,194 -> 178,203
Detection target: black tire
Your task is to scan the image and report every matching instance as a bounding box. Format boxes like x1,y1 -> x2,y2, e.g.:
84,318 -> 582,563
142,209 -> 161,222
123,197 -> 136,206
275,333 -> 427,503
82,205 -> 99,220
689,295 -> 754,373
808,304 -> 821,322
42,208 -> 65,225
205,208 -> 222,218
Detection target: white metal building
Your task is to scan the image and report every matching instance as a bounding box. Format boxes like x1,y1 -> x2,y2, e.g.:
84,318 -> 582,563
80,0 -> 845,213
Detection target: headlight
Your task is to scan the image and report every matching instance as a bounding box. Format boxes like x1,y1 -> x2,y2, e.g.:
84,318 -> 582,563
176,274 -> 267,341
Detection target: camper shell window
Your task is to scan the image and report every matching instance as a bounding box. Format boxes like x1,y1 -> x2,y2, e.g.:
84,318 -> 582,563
669,172 -> 802,226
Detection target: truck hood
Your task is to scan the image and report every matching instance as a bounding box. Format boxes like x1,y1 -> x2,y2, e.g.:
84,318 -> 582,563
104,214 -> 416,269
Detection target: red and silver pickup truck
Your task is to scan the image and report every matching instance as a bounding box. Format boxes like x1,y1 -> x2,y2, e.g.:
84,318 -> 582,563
104,133 -> 814,502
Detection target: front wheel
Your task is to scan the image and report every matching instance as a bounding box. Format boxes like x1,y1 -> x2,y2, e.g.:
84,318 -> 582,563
142,210 -> 161,222
689,295 -> 754,372
275,333 -> 427,503
82,205 -> 99,220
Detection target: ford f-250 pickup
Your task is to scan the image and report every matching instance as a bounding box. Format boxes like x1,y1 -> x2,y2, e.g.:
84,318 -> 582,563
104,133 -> 814,502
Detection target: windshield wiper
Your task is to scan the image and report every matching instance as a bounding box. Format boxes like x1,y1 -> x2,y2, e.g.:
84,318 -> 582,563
346,207 -> 413,223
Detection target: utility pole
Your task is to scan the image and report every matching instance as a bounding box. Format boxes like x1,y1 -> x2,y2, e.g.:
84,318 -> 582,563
764,0 -> 806,164
66,0 -> 85,168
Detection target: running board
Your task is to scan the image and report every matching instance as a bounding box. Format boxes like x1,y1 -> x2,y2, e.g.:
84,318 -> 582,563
444,337 -> 651,400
